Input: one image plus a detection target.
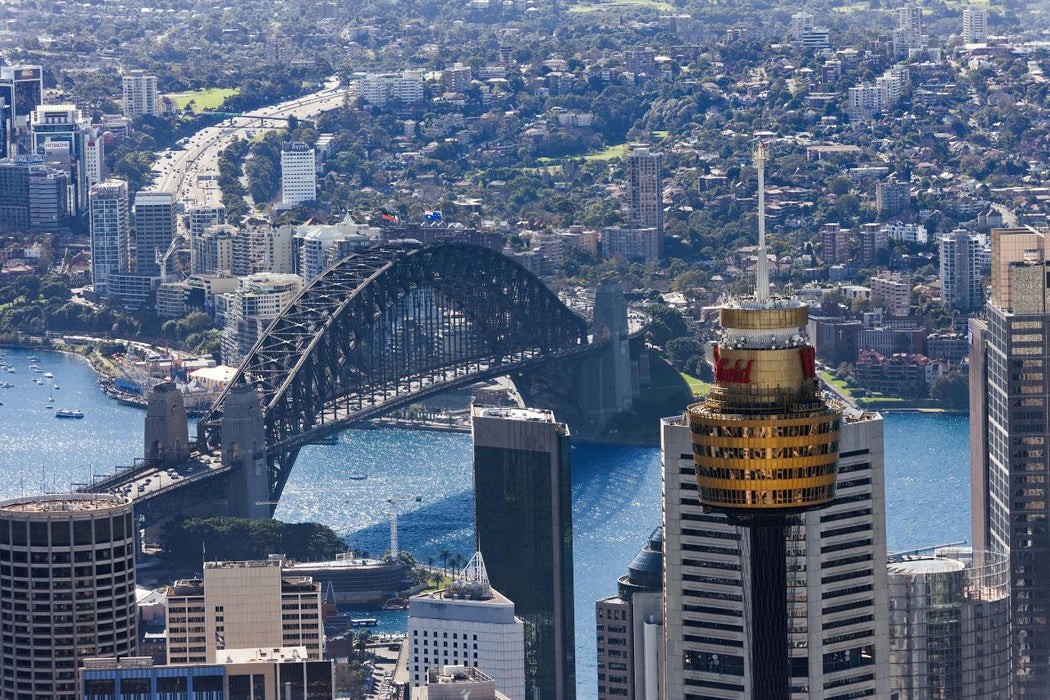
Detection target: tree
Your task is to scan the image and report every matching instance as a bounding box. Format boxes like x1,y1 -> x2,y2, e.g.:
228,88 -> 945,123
645,305 -> 689,347
930,371 -> 968,410
666,337 -> 704,371
438,546 -> 452,575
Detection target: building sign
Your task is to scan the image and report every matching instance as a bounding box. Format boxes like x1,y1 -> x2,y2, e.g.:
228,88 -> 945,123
801,346 -> 816,379
713,347 -> 753,384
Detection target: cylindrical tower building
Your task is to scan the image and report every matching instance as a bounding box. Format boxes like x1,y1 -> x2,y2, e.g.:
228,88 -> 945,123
687,142 -> 842,699
887,547 -> 1011,699
0,494 -> 137,700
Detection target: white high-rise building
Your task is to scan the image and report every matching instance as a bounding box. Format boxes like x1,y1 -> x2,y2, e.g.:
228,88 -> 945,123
280,141 -> 316,206
848,84 -> 884,120
791,11 -> 813,42
662,408 -> 890,698
293,218 -> 376,281
939,229 -> 984,311
121,71 -> 159,118
894,4 -> 925,56
360,70 -> 426,106
220,272 -> 303,365
963,5 -> 989,44
407,553 -> 526,700
84,129 -> 103,186
89,179 -> 130,296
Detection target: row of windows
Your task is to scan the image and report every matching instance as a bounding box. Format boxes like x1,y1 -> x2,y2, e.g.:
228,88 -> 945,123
691,420 -> 840,439
695,443 -> 838,462
698,485 -> 835,507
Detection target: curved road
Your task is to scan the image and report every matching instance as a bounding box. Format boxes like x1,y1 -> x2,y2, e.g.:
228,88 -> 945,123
148,77 -> 352,207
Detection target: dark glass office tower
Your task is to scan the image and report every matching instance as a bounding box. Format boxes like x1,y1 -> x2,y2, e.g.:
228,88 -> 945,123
970,227 -> 1050,697
472,405 -> 576,700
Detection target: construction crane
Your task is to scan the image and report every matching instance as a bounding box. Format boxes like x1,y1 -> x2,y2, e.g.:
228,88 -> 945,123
386,494 -> 423,560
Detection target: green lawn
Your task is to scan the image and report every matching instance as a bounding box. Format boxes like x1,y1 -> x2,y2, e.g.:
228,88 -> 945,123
680,371 -> 712,397
817,369 -> 854,397
583,142 -> 628,161
569,0 -> 674,12
166,88 -> 240,113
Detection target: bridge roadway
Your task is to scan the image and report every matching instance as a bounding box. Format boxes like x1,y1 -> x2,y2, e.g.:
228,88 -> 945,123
87,313 -> 649,507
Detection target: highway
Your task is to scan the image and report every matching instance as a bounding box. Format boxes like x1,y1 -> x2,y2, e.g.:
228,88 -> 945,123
147,77 -> 352,207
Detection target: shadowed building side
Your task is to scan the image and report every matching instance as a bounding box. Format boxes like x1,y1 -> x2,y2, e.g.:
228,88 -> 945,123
472,406 -> 576,700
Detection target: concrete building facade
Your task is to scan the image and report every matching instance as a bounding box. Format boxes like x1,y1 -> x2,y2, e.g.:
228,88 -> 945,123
595,528 -> 663,700
0,494 -> 137,700
280,141 -> 316,206
131,190 -> 176,275
626,146 -> 663,245
121,71 -> 159,118
165,559 -> 323,665
940,229 -> 984,311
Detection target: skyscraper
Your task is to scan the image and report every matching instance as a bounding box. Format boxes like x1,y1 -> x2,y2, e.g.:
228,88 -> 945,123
662,407 -> 891,698
962,5 -> 989,44
121,70 -> 159,118
471,405 -> 576,700
280,141 -> 317,206
625,145 -> 663,254
0,65 -> 44,147
89,179 -> 130,297
0,494 -> 137,700
595,528 -> 663,699
939,229 -> 984,311
132,190 -> 176,275
663,143 -> 889,698
970,227 -> 1050,696
894,3 -> 925,56
29,104 -> 92,213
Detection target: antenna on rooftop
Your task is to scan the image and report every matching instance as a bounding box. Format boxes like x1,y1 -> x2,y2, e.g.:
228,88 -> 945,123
754,139 -> 770,304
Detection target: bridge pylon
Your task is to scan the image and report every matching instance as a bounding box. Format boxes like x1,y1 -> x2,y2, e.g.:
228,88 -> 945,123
220,383 -> 271,519
144,381 -> 190,465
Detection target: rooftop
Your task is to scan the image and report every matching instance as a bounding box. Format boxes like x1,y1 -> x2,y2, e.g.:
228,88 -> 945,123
218,646 -> 309,664
888,557 -> 967,576
471,405 -> 556,423
0,493 -> 129,514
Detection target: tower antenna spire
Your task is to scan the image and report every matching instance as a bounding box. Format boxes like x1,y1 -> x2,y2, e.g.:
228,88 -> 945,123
754,140 -> 769,304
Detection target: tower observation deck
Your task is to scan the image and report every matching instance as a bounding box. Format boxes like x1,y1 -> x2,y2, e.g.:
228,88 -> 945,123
686,142 -> 843,698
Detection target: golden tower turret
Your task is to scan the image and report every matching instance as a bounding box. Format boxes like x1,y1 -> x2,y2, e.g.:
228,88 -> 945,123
688,142 -> 842,515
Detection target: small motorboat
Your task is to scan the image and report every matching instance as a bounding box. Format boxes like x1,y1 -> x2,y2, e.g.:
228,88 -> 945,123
43,372 -> 53,379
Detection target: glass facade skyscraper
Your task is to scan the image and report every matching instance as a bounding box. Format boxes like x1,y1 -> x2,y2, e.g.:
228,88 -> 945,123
472,405 -> 576,700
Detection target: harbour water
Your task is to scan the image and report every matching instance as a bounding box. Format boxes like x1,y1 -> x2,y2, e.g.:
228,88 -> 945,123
0,347 -> 972,697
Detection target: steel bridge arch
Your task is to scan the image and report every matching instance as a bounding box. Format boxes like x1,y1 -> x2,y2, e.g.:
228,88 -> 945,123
199,243 -> 590,502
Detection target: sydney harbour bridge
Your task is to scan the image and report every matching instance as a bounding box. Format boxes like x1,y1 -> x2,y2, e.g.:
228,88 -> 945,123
85,243 -> 649,528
